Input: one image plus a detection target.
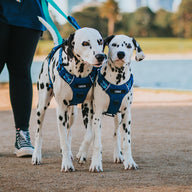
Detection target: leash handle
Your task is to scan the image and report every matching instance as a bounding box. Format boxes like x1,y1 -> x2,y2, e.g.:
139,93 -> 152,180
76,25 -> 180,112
41,0 -> 63,44
46,0 -> 81,30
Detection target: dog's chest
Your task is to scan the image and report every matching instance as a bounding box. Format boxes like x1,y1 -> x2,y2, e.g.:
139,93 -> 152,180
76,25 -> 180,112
50,50 -> 92,79
101,64 -> 131,85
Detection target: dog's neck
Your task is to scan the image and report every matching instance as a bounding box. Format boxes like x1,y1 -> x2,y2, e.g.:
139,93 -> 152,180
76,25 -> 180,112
62,47 -> 93,78
101,59 -> 132,85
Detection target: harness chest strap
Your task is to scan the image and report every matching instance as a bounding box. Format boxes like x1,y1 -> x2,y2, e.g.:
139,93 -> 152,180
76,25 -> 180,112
97,70 -> 134,116
47,43 -> 99,105
57,64 -> 98,106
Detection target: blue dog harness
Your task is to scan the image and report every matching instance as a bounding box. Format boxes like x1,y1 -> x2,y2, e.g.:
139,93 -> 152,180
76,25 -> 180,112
97,70 -> 133,116
47,43 -> 98,106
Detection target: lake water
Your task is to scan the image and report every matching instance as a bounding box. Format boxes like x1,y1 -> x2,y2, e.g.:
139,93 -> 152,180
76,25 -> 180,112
0,59 -> 192,91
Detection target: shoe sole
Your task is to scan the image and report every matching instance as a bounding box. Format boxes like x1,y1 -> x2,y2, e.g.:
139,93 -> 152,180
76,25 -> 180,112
15,147 -> 34,157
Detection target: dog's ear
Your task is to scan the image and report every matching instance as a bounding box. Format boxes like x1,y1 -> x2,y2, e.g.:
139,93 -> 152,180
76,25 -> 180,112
65,33 -> 75,59
104,35 -> 115,47
132,38 -> 145,61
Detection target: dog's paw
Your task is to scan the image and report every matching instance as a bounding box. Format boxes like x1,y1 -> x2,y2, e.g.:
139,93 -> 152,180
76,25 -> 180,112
61,155 -> 75,172
32,151 -> 42,165
114,151 -> 123,164
89,163 -> 103,172
89,158 -> 103,172
76,151 -> 87,164
123,157 -> 138,170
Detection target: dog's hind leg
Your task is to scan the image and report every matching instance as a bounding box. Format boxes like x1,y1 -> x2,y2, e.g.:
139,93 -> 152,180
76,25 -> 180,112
57,106 -> 75,172
76,101 -> 93,164
113,113 -> 123,163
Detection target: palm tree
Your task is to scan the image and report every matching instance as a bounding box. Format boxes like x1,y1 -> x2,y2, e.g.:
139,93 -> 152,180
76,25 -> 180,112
100,0 -> 119,35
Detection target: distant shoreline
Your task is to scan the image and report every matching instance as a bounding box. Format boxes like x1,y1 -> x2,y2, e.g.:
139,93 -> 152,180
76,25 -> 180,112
34,53 -> 192,61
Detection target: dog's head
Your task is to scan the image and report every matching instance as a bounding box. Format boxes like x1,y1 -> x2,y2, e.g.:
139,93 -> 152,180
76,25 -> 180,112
104,35 -> 145,67
65,27 -> 106,67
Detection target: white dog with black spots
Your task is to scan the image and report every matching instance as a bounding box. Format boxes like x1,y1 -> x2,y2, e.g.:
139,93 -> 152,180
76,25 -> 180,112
77,34 -> 145,172
32,18 -> 106,172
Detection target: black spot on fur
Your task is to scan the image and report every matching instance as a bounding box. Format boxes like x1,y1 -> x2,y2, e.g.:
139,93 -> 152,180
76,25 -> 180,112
37,120 -> 41,125
78,63 -> 84,73
123,123 -> 126,130
37,111 -> 41,116
82,103 -> 89,129
103,72 -> 106,77
44,106 -> 47,110
40,83 -> 44,89
63,99 -> 68,106
116,73 -> 122,84
37,82 -> 39,91
128,121 -> 131,125
59,115 -> 63,121
37,128 -> 39,133
39,62 -> 44,79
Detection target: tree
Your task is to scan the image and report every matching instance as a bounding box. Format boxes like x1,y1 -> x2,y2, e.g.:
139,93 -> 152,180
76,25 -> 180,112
172,0 -> 192,38
99,0 -> 120,35
128,7 -> 156,37
154,9 -> 173,37
59,6 -> 108,38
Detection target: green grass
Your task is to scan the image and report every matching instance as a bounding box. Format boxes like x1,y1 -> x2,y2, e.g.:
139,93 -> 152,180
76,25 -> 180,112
136,38 -> 192,54
35,38 -> 192,56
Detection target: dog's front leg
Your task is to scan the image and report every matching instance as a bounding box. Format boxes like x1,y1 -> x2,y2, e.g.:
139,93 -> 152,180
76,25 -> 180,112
121,106 -> 138,170
57,106 -> 75,172
113,113 -> 123,163
77,102 -> 93,163
89,113 -> 103,172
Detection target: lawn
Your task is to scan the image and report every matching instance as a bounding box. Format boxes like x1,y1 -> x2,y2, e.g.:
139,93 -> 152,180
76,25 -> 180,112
35,38 -> 192,56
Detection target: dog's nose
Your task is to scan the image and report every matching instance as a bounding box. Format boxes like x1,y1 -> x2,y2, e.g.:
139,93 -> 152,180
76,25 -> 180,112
95,54 -> 106,63
117,51 -> 125,60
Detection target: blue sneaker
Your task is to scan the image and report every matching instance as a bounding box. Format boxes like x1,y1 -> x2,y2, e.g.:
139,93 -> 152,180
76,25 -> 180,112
15,129 -> 34,157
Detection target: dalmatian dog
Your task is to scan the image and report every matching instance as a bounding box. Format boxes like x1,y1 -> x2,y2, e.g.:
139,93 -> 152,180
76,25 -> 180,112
78,34 -> 145,172
32,19 -> 106,172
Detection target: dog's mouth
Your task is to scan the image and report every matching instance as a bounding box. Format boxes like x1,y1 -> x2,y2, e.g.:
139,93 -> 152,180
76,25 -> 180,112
93,63 -> 102,67
115,59 -> 125,63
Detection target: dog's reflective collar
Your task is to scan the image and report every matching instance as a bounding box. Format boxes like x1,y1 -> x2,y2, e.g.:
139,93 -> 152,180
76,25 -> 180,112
97,70 -> 133,116
56,46 -> 98,106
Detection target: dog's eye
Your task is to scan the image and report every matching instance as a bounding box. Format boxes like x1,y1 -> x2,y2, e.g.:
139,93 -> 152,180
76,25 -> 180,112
127,43 -> 132,49
82,41 -> 90,46
97,39 -> 103,45
112,43 -> 117,47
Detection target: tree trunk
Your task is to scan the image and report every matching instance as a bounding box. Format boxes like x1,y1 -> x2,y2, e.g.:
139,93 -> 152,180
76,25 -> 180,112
108,18 -> 114,36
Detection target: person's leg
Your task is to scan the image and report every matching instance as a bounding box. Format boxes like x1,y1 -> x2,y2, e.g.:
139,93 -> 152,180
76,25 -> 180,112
7,26 -> 41,131
6,25 -> 42,157
0,22 -> 10,73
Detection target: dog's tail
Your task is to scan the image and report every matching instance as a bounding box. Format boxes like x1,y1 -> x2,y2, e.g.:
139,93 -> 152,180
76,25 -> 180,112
38,16 -> 59,46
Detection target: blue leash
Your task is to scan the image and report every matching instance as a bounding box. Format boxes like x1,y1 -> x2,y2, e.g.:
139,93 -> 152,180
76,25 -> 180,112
41,0 -> 81,44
